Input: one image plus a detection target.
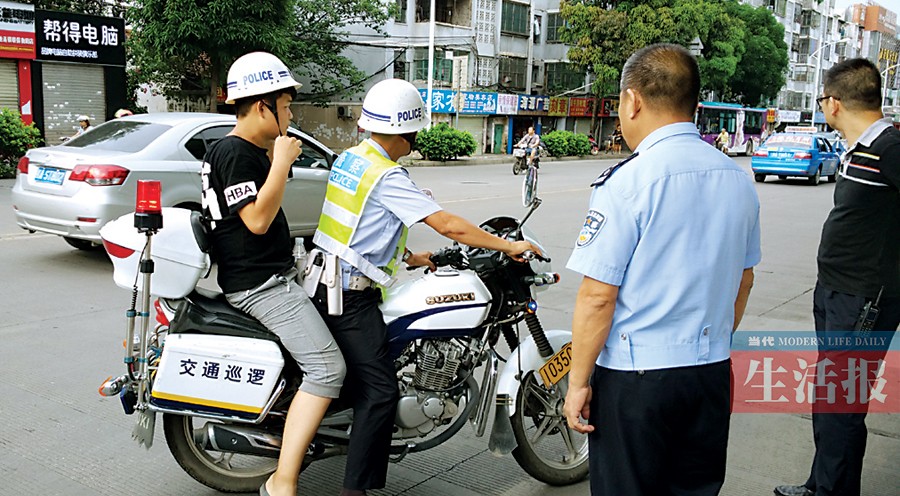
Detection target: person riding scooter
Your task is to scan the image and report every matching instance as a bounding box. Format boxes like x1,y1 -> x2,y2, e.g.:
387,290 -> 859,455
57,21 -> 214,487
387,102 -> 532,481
515,127 -> 541,166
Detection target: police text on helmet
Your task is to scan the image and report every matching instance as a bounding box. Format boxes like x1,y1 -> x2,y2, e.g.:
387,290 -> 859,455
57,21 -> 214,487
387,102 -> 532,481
244,70 -> 274,86
398,108 -> 422,123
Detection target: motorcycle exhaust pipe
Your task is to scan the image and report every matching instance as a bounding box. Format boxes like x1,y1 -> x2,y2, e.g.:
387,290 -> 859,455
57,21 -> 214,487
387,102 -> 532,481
197,423 -> 283,458
196,423 -> 346,460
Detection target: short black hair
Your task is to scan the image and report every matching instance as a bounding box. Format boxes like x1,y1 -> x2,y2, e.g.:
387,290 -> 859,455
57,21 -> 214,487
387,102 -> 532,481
823,58 -> 882,112
620,43 -> 700,118
234,87 -> 298,118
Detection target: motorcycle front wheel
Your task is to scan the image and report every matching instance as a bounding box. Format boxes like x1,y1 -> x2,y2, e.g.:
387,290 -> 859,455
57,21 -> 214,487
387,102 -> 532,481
163,414 -> 277,493
510,372 -> 589,486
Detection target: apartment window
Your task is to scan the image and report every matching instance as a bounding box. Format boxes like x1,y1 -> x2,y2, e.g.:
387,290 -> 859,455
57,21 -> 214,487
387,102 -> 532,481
547,12 -> 564,42
414,49 -> 453,83
416,0 -> 471,26
499,56 -> 527,89
393,50 -> 408,80
396,0 -> 408,23
545,62 -> 583,92
501,1 -> 529,36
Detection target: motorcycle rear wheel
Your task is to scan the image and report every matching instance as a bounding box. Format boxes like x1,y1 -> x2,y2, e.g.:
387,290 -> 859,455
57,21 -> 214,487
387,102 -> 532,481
513,160 -> 522,175
510,372 -> 589,486
163,414 -> 277,493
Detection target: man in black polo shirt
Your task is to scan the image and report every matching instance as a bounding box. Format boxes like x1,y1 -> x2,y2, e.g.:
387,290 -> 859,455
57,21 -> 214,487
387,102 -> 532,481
775,58 -> 900,496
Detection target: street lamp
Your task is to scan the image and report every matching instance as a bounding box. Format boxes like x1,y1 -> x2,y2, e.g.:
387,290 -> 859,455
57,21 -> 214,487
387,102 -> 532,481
810,37 -> 851,127
881,63 -> 900,109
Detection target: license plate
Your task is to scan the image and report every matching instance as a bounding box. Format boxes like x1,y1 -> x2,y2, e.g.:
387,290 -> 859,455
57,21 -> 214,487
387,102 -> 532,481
538,342 -> 572,387
35,167 -> 66,185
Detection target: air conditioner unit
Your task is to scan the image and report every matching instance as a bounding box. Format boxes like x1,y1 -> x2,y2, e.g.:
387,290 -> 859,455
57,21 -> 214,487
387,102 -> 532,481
336,105 -> 353,120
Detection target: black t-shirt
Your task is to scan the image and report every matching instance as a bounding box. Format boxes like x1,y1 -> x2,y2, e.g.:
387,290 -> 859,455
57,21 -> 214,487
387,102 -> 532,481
201,135 -> 292,293
817,126 -> 900,298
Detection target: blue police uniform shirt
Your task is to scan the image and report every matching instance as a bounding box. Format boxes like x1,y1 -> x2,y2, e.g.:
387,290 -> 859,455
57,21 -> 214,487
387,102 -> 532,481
566,122 -> 761,371
338,139 -> 442,288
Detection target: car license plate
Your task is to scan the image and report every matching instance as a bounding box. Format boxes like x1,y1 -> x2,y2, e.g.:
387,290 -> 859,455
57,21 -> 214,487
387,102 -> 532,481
35,167 -> 67,185
538,342 -> 572,387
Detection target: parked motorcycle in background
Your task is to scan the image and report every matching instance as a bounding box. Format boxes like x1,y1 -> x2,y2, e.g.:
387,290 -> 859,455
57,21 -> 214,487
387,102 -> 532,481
587,134 -> 601,155
97,180 -> 587,492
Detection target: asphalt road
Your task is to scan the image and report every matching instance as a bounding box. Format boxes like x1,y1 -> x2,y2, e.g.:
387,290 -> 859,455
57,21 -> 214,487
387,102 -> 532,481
0,156 -> 897,496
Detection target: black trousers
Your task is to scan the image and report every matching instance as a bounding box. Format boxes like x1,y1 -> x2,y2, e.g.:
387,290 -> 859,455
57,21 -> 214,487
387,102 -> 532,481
804,282 -> 900,496
313,286 -> 399,491
588,360 -> 731,496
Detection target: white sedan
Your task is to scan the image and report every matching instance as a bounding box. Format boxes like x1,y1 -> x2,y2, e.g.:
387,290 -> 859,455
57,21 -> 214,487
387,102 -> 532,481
11,112 -> 335,250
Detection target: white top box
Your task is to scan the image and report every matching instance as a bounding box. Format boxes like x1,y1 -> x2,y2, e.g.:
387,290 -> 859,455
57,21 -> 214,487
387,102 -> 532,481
100,208 -> 210,298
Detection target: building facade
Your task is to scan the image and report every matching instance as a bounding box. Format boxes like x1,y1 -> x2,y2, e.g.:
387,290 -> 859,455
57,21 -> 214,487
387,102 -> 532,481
294,0 -> 606,152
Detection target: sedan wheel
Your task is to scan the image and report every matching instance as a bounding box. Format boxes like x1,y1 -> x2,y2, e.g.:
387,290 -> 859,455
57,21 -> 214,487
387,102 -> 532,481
754,173 -> 766,183
808,166 -> 821,186
64,237 -> 102,251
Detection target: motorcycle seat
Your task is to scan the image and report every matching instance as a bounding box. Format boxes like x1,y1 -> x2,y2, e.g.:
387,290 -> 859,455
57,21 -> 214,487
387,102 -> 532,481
180,287 -> 277,341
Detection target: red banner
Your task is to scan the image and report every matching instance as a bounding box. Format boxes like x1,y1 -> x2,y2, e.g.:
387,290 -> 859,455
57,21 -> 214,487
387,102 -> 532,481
0,28 -> 35,59
568,97 -> 595,117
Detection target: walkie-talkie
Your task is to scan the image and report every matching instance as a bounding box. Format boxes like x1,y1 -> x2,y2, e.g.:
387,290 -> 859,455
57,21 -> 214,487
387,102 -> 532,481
854,287 -> 883,338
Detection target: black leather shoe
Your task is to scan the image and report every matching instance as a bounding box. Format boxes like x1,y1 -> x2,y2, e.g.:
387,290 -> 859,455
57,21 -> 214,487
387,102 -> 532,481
774,485 -> 813,496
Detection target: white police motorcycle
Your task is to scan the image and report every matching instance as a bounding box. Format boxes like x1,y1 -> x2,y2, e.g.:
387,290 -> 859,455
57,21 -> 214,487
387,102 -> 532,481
98,179 -> 585,492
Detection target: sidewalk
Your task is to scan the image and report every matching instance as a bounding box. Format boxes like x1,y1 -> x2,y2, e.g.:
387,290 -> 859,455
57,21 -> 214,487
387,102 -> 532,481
398,150 -> 634,167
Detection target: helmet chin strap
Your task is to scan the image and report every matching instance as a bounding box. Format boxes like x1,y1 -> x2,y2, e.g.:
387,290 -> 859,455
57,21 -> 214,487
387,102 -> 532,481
263,99 -> 283,137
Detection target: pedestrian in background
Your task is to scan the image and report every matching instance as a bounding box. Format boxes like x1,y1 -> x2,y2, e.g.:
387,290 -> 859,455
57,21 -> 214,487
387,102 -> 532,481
774,58 -> 900,496
563,43 -> 760,496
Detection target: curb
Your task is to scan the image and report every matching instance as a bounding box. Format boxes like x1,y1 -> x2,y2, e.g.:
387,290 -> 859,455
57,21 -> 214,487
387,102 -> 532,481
399,152 -> 634,167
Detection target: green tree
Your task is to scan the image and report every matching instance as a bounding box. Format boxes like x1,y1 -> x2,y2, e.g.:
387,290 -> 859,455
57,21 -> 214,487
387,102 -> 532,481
128,0 -> 392,112
561,1 -> 786,112
726,2 -> 789,106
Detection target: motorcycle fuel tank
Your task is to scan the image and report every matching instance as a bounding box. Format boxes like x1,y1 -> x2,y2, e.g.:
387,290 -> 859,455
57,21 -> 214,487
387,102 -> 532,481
382,270 -> 492,332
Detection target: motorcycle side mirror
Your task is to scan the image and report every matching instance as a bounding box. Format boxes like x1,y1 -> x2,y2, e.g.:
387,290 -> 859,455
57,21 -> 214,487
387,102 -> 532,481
421,188 -> 434,200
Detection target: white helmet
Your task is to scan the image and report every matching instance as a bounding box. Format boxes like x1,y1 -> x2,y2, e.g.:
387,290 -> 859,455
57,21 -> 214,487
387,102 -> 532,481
358,79 -> 427,134
77,115 -> 89,122
225,52 -> 302,104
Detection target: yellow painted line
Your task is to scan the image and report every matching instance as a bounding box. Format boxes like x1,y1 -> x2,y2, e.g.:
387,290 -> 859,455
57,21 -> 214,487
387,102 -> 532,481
151,390 -> 263,414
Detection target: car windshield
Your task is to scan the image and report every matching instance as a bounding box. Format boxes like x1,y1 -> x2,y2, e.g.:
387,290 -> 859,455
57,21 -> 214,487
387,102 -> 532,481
64,121 -> 172,153
765,135 -> 812,148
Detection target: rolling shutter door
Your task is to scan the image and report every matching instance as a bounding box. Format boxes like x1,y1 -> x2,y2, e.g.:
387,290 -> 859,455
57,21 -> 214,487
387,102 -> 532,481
456,117 -> 485,154
0,60 -> 18,113
42,63 -> 106,144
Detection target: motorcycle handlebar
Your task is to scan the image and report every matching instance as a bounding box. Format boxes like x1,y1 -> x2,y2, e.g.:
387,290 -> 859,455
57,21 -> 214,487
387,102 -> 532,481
521,250 -> 551,263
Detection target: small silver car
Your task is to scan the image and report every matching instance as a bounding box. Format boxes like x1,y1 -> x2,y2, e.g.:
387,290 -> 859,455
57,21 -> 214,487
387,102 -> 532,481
11,112 -> 335,250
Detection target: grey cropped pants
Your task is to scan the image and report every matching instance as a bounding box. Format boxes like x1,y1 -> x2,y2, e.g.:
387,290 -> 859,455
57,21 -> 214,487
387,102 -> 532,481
226,269 -> 345,399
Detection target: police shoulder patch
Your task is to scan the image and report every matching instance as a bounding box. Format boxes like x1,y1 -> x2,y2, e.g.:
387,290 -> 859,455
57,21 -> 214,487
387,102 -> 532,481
591,152 -> 639,187
576,210 -> 606,247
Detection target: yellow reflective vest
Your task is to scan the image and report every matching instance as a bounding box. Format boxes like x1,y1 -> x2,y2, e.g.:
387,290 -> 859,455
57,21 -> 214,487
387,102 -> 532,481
313,140 -> 408,288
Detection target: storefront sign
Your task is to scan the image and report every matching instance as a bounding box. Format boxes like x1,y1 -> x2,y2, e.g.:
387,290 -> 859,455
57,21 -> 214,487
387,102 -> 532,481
418,88 -> 457,114
548,97 -> 568,116
766,108 -> 777,123
0,1 -> 35,59
459,91 -> 497,115
568,97 -> 595,117
599,98 -> 619,117
35,9 -> 125,66
497,93 -> 518,114
777,109 -> 801,123
517,94 -> 549,115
